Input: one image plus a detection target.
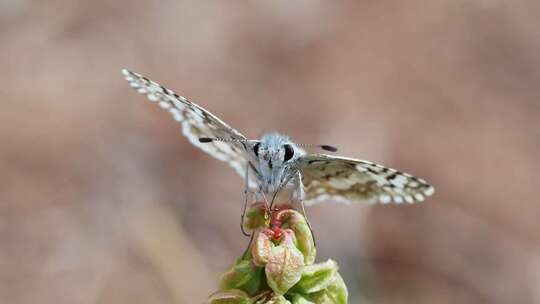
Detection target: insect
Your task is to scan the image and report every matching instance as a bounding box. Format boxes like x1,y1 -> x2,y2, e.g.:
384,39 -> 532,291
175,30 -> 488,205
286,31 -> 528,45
122,69 -> 435,232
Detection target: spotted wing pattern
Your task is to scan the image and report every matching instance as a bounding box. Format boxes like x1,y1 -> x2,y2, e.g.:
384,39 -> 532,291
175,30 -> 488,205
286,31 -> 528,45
296,154 -> 434,205
122,69 -> 254,185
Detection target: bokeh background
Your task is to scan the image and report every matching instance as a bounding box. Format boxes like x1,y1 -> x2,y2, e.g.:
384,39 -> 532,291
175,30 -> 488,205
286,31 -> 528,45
1,1 -> 540,303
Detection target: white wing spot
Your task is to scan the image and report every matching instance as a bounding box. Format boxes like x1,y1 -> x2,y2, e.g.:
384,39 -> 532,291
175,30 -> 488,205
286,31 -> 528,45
355,164 -> 368,172
169,108 -> 183,122
159,101 -> 171,109
391,174 -> 408,187
408,181 -> 419,187
423,186 -> 435,196
137,87 -> 148,94
147,93 -> 160,102
380,195 -> 391,204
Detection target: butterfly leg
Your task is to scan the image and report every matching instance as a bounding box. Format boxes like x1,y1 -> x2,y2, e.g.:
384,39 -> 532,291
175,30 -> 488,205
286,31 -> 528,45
294,173 -> 317,247
300,197 -> 316,247
240,189 -> 252,237
260,191 -> 272,220
269,190 -> 279,211
240,164 -> 254,237
241,233 -> 255,259
241,167 -> 270,236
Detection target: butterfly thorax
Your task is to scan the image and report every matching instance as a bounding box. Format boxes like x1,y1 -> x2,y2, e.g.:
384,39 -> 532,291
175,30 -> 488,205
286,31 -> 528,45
252,133 -> 305,194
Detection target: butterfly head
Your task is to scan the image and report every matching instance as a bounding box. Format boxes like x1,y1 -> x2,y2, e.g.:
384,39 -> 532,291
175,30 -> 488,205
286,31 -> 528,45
252,133 -> 301,192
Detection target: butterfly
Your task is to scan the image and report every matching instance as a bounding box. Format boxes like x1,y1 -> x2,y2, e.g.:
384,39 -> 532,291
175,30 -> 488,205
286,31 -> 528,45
122,69 -> 434,208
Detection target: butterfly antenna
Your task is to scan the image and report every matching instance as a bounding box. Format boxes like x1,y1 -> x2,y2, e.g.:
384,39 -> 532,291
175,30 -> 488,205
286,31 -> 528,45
199,137 -> 248,143
200,137 -> 336,152
297,143 -> 338,152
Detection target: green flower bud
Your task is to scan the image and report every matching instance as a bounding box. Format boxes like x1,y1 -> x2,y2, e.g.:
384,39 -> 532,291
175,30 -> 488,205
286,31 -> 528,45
274,209 -> 316,265
293,260 -> 338,294
252,230 -> 274,267
265,230 -> 305,295
220,259 -> 264,296
208,289 -> 249,304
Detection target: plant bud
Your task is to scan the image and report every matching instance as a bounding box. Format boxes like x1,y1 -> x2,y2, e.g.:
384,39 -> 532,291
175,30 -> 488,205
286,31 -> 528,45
274,209 -> 316,265
265,229 -> 305,295
252,230 -> 274,267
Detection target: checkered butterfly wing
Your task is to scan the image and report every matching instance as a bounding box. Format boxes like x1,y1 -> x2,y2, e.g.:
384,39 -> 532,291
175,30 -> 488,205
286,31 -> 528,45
122,69 -> 255,186
296,154 -> 434,205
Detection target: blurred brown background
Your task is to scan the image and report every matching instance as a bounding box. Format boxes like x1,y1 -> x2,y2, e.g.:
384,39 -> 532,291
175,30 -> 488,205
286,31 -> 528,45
1,1 -> 539,303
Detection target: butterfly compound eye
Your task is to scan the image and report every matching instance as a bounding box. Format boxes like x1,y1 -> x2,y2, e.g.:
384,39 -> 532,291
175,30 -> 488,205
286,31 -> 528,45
283,144 -> 294,161
253,142 -> 261,157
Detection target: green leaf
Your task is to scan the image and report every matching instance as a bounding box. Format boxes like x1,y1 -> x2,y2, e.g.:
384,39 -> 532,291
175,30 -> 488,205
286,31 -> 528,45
308,273 -> 348,304
290,294 -> 316,304
220,259 -> 264,296
293,260 -> 338,294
